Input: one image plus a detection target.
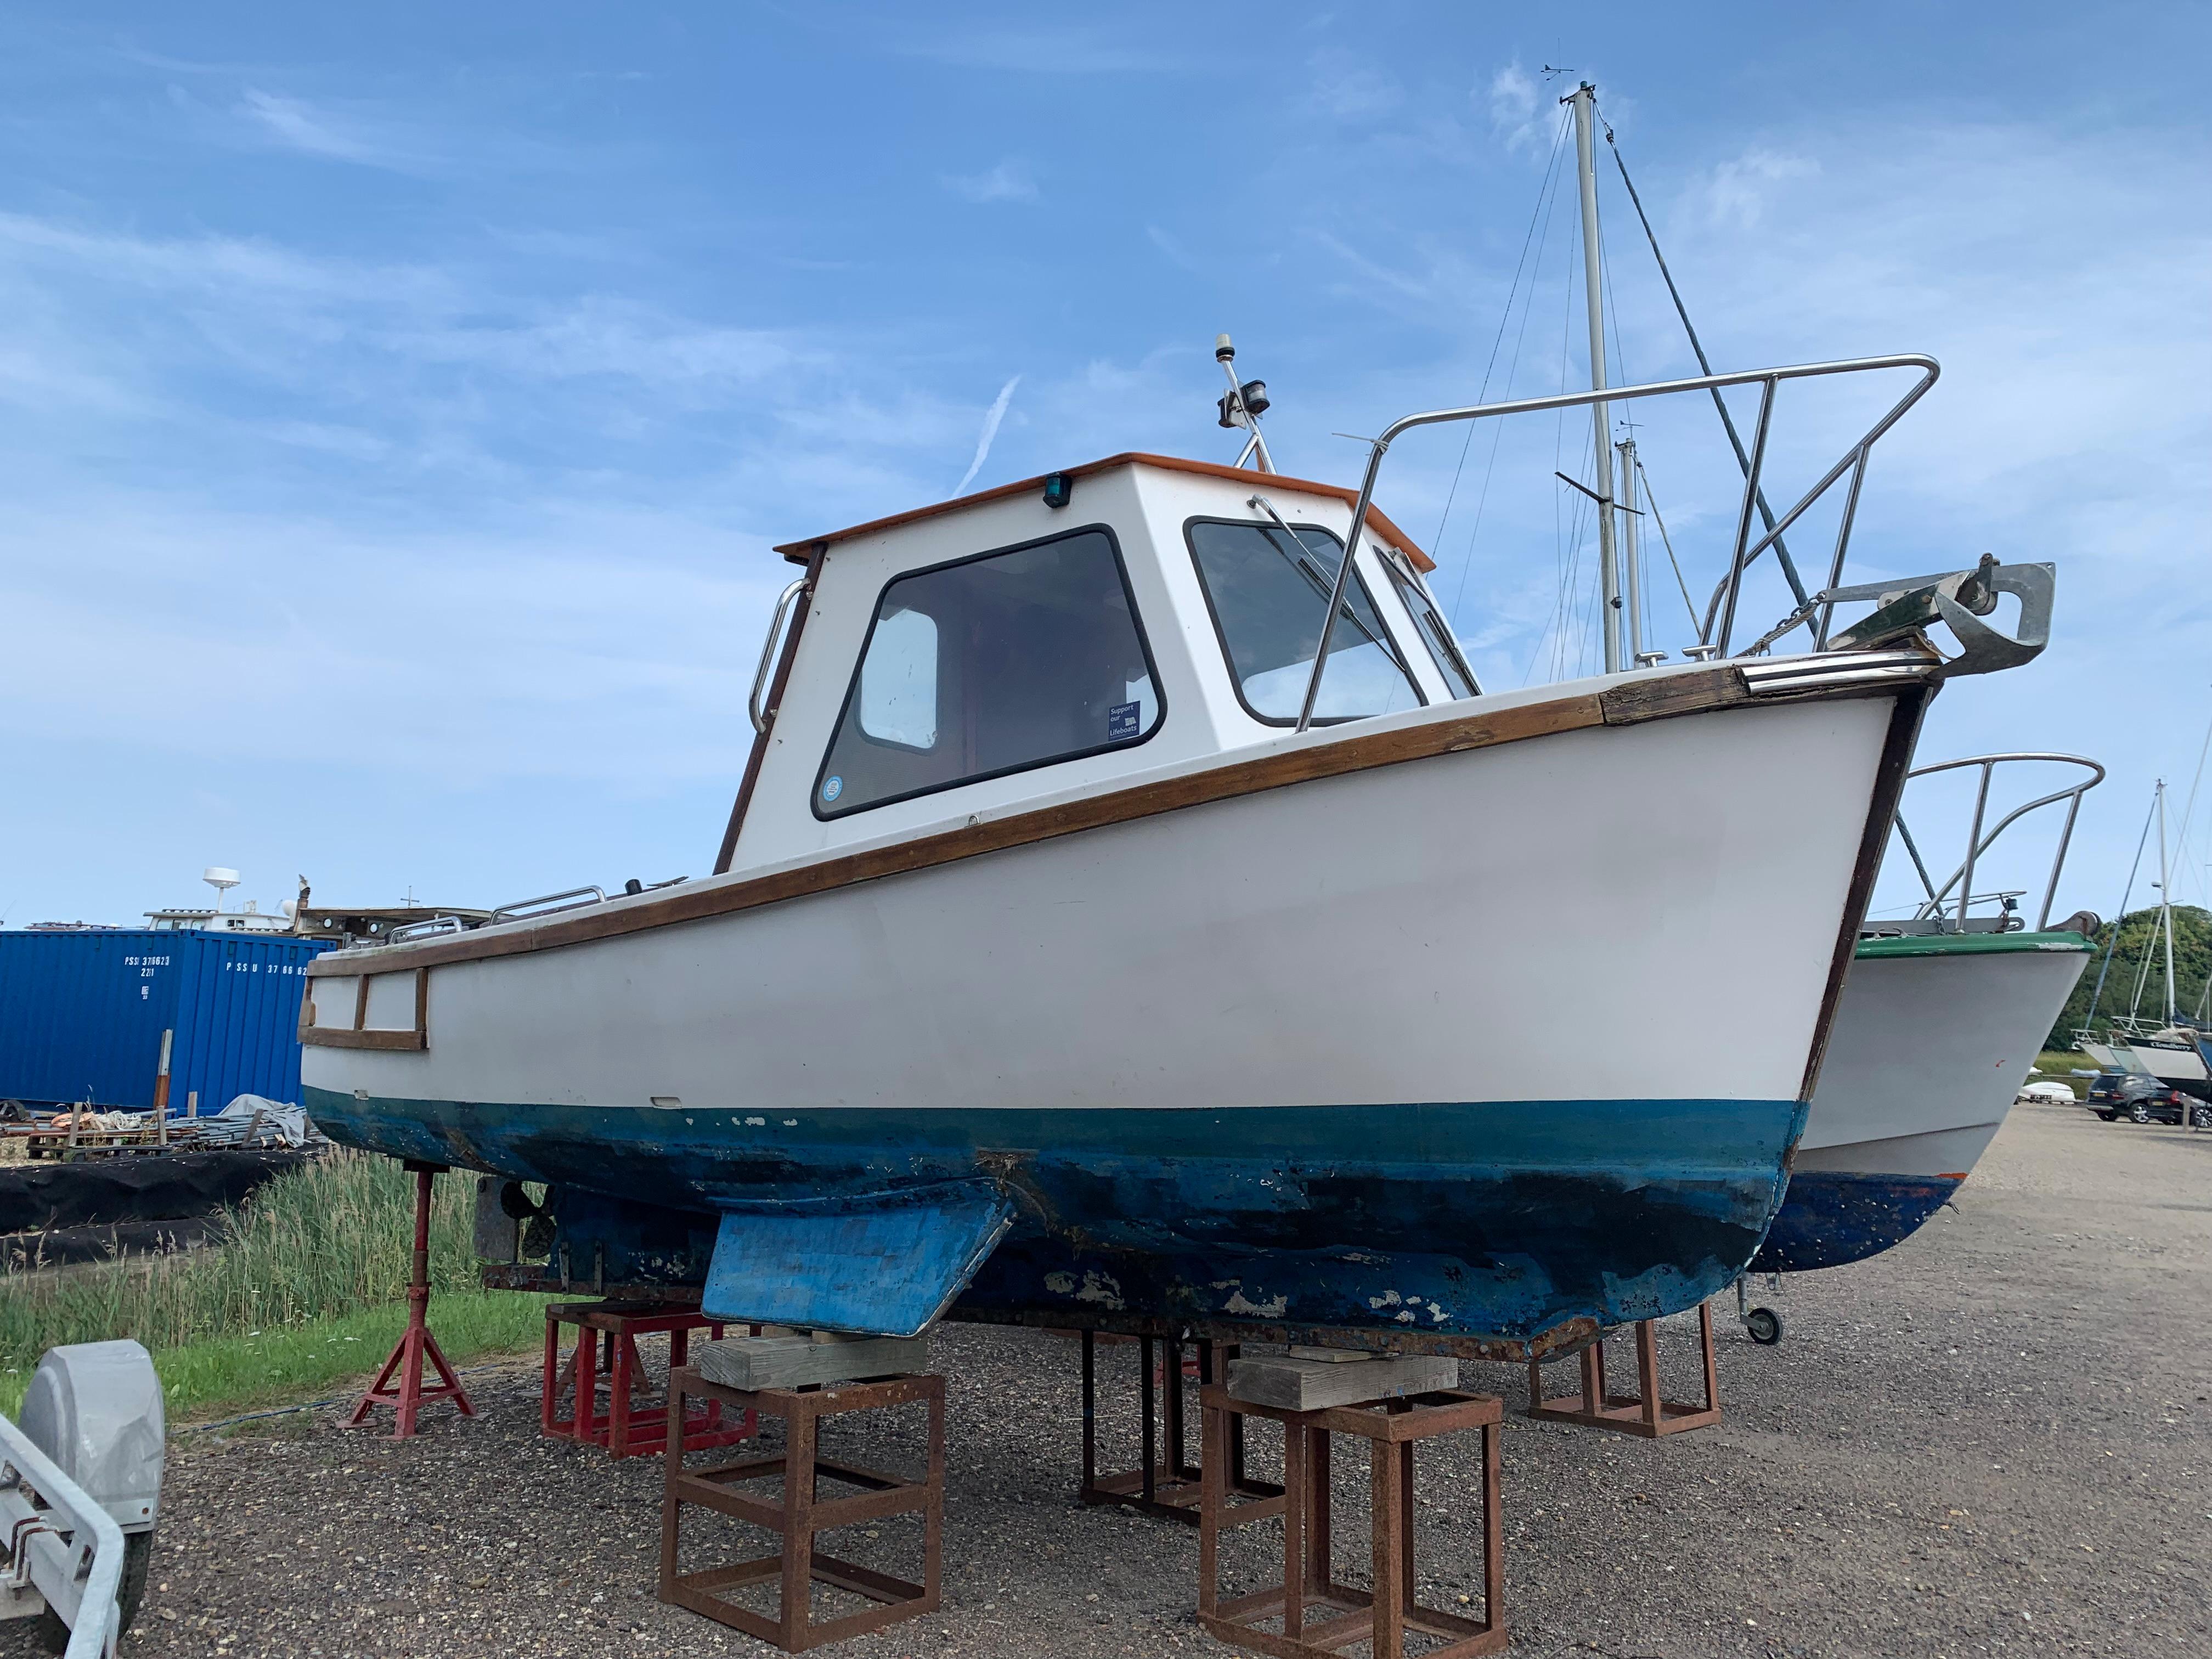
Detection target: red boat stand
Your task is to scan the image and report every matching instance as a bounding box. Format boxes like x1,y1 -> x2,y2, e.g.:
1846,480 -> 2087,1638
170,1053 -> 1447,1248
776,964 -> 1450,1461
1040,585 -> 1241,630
543,1300 -> 758,1459
349,1160 -> 476,1440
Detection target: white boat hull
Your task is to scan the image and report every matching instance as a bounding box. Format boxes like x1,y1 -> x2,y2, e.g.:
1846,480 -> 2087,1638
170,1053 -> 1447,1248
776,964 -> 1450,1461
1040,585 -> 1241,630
1753,932 -> 2090,1271
303,669 -> 1922,1347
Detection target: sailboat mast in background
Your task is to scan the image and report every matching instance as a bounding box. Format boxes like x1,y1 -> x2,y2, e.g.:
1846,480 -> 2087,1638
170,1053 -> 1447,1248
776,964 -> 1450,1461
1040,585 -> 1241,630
2157,777 -> 2178,1025
1568,81 -> 1623,674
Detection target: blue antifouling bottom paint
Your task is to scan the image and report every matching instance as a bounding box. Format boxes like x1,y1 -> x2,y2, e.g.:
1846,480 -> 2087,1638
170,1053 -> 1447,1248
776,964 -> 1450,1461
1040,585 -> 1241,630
309,1089 -> 1807,1344
1750,1170 -> 1960,1274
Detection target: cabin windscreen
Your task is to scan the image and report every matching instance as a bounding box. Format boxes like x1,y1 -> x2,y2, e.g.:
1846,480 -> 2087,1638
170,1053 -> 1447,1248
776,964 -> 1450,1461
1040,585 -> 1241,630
1184,518 -> 1424,725
814,525 -> 1164,818
1381,557 -> 1480,700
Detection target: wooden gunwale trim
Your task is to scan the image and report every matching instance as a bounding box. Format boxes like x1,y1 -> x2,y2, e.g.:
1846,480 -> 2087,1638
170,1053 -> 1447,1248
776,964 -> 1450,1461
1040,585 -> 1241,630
770,452 -> 1436,573
307,662 -> 1928,981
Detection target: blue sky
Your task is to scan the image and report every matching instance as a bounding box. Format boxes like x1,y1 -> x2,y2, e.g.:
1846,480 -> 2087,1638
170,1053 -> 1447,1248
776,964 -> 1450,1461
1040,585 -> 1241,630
1,3 -> 2206,929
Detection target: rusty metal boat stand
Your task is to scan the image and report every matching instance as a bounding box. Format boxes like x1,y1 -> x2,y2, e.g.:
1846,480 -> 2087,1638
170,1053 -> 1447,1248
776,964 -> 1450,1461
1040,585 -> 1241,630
1197,1384 -> 1506,1659
1523,1302 -> 1722,1438
348,1160 -> 476,1440
1079,1330 -> 1282,1523
660,1366 -> 944,1652
542,1300 -> 758,1459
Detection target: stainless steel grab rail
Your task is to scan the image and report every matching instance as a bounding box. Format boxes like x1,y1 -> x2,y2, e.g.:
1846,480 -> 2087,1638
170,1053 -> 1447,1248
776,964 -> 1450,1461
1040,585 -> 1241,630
1296,353 -> 1941,730
488,887 -> 607,925
1892,753 -> 2105,933
385,915 -> 470,944
749,578 -> 807,735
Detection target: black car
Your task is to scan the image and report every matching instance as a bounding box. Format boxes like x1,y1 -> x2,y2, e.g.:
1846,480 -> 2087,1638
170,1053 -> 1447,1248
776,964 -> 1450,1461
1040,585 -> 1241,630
2096,1074 -> 2209,1126
2085,1070 -> 2132,1113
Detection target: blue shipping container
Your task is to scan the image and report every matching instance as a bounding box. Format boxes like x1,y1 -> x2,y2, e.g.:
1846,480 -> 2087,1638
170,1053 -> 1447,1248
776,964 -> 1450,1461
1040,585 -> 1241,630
0,930 -> 334,1111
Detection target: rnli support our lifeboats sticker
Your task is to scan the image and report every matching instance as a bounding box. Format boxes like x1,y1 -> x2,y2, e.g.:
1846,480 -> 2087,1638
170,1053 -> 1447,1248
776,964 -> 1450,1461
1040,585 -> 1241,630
821,775 -> 844,803
1107,701 -> 1139,741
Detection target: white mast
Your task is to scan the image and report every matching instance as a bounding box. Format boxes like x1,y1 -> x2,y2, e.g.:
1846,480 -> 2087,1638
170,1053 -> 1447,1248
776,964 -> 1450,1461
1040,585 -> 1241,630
1620,437 -> 1657,665
2157,777 -> 2179,1025
1569,82 -> 1623,674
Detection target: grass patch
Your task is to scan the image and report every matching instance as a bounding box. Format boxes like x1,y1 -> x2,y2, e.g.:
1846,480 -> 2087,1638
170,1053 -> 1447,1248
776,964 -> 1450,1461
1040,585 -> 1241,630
2031,1050 -> 2100,1096
1,1149 -> 549,1422
0,1290 -> 546,1423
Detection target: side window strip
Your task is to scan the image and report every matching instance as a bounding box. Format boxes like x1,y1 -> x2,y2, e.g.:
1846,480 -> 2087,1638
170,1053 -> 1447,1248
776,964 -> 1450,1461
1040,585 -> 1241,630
1381,554 -> 1481,700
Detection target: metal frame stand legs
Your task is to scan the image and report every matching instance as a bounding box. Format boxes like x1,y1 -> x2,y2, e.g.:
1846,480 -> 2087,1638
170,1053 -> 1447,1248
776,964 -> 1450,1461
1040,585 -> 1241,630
543,1300 -> 759,1459
1079,1330 -> 1281,1523
661,1368 -> 944,1652
1524,1302 -> 1721,1437
1198,1385 -> 1506,1659
348,1161 -> 476,1440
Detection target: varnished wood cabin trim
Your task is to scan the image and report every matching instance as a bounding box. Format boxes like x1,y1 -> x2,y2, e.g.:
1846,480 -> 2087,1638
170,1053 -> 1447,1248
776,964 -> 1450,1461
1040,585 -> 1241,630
302,966 -> 431,1051
770,452 -> 1437,573
302,1025 -> 428,1052
307,663 -> 1923,981
714,548 -> 825,876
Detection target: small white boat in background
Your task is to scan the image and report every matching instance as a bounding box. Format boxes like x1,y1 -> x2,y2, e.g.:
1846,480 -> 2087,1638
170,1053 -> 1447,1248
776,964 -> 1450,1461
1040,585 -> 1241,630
1733,756 -> 2108,1353
1753,753 -> 2100,1279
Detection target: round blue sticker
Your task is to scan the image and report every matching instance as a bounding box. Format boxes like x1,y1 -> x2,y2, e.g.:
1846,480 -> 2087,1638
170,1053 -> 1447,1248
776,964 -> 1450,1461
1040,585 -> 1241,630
821,775 -> 844,803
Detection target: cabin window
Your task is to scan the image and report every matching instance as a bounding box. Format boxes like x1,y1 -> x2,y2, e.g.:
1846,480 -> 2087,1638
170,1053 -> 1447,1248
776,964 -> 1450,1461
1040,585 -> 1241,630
1381,557 -> 1480,700
1183,518 -> 1424,725
814,525 -> 1164,818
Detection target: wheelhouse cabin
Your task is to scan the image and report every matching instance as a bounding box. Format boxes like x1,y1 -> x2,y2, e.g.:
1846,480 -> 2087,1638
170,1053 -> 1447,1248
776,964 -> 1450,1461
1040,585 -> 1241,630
725,454 -> 1479,873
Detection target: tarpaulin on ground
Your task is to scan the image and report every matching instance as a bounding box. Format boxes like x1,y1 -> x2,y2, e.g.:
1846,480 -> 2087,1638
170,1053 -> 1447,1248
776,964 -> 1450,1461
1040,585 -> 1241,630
0,1148 -> 312,1234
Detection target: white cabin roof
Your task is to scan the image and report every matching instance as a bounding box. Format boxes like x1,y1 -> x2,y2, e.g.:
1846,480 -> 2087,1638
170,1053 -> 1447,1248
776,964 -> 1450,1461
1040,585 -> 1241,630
771,452 -> 1436,573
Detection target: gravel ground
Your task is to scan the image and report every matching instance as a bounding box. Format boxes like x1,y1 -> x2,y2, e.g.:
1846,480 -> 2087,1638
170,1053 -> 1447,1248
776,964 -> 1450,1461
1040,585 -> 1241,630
5,1097 -> 2205,1658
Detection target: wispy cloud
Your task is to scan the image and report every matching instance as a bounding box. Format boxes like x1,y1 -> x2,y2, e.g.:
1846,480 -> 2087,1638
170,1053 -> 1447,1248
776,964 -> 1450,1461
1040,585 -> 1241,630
896,26 -> 1186,76
386,296 -> 809,390
1699,148 -> 1820,228
954,376 -> 1022,494
1486,61 -> 1554,157
1307,50 -> 1402,121
941,160 -> 1038,204
1146,225 -> 1208,277
1306,229 -> 1430,303
234,89 -> 431,171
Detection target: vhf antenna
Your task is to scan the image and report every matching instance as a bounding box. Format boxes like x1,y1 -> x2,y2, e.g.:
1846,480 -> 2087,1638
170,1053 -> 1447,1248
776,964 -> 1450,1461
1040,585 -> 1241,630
1215,335 -> 1276,473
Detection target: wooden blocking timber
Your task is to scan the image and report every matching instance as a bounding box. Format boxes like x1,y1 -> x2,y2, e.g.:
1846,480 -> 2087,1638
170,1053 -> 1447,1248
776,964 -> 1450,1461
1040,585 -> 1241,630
694,1333 -> 930,1392
1228,1352 -> 1458,1412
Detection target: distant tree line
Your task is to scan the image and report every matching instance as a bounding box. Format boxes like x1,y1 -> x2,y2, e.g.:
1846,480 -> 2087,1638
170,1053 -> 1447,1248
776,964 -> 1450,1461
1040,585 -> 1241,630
2047,904 -> 2212,1051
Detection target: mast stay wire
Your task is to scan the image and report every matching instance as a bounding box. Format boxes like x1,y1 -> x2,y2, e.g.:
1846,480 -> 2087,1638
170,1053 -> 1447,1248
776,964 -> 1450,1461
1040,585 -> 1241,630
1601,113 -> 1812,610
1453,128 -> 1572,634
2126,784 -> 2166,1026
1536,217 -> 1589,685
2166,690 -> 2212,907
1435,107 -> 1571,572
2079,785 -> 2158,1035
1634,456 -> 1703,634
1595,207 -> 1649,650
